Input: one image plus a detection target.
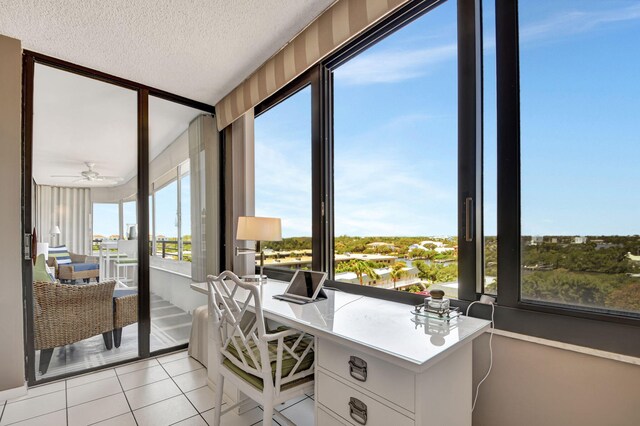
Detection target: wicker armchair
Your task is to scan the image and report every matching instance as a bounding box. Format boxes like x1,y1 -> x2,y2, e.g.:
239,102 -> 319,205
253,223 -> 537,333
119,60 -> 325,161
113,292 -> 138,348
33,280 -> 116,375
50,252 -> 100,283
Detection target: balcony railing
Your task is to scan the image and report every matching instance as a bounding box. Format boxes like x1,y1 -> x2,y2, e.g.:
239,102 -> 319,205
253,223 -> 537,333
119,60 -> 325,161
92,238 -> 192,261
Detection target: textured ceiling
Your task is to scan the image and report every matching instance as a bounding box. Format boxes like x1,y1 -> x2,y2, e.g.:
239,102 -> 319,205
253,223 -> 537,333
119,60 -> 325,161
0,0 -> 334,106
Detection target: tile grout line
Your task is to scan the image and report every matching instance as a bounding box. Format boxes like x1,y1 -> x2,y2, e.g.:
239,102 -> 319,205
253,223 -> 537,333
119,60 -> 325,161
66,389 -> 124,410
278,395 -> 312,413
66,359 -> 161,390
1,408 -> 68,426
66,373 -> 118,390
65,379 -> 69,426
114,367 -> 139,426
3,386 -> 64,405
0,401 -> 6,422
156,355 -> 210,425
168,413 -> 206,426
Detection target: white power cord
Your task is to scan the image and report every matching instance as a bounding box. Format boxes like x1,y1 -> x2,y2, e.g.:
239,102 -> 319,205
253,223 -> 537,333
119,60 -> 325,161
466,300 -> 495,412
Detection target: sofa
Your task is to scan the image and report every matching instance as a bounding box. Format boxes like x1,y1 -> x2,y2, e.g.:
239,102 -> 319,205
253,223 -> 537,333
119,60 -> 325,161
48,245 -> 100,283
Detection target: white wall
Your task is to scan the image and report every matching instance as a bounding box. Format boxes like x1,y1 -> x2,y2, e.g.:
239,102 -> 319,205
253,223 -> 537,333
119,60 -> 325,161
0,34 -> 25,393
472,333 -> 640,426
149,258 -> 206,314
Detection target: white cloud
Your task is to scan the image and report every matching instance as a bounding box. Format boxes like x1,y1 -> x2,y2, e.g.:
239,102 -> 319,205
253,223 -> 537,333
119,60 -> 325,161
254,113 -> 458,238
335,43 -> 457,85
255,137 -> 312,237
520,3 -> 640,42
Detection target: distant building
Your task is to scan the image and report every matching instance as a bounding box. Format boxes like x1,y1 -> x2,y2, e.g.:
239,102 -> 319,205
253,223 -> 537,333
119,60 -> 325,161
573,236 -> 588,244
335,264 -> 420,289
419,240 -> 444,248
529,236 -> 544,246
366,242 -> 395,248
627,253 -> 640,263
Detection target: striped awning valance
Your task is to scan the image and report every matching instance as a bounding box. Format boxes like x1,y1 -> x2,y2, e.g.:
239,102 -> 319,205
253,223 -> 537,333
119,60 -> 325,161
215,0 -> 409,130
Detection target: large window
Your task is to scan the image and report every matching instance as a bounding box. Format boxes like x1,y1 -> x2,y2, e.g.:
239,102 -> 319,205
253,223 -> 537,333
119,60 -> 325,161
248,0 -> 640,355
122,200 -> 137,239
180,168 -> 191,261
515,0 -> 640,314
255,86 -> 313,270
153,180 -> 179,259
332,0 -> 459,296
93,202 -> 119,243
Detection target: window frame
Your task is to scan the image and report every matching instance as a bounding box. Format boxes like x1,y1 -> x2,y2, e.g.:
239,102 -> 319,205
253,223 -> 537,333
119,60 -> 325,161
255,0 -> 640,357
495,0 -> 640,325
321,0 -> 482,299
22,51 -> 215,386
254,70 -> 322,272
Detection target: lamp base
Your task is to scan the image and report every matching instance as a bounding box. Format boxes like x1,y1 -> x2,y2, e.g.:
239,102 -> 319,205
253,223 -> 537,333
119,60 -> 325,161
241,274 -> 267,284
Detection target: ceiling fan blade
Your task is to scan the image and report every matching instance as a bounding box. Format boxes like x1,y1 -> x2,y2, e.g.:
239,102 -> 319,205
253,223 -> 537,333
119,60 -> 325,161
51,175 -> 82,178
96,176 -> 123,181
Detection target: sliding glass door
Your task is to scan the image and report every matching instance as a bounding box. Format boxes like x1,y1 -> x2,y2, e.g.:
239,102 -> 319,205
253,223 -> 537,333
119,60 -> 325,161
29,61 -> 139,380
148,96 -> 211,352
23,54 -> 217,384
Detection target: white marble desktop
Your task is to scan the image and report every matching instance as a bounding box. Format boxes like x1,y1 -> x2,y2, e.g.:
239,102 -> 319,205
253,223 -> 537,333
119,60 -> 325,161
191,279 -> 490,373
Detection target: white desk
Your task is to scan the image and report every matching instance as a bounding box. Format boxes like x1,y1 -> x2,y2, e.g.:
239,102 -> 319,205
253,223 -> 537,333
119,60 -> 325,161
191,279 -> 490,425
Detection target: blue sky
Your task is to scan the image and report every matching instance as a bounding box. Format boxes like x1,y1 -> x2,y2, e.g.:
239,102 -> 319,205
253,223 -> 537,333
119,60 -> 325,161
93,175 -> 191,238
255,0 -> 640,238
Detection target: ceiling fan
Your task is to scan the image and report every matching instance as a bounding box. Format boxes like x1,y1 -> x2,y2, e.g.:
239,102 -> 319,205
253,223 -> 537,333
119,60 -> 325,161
51,162 -> 123,184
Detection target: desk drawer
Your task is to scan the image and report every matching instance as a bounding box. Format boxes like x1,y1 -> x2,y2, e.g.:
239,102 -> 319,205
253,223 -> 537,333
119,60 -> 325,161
317,406 -> 349,426
317,371 -> 414,426
318,338 -> 415,412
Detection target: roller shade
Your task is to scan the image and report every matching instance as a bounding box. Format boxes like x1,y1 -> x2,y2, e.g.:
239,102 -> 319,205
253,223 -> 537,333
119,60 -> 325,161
215,0 -> 408,130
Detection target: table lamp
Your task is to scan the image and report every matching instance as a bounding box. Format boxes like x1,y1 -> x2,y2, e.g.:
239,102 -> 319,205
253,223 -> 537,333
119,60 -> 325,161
50,225 -> 61,246
236,216 -> 282,284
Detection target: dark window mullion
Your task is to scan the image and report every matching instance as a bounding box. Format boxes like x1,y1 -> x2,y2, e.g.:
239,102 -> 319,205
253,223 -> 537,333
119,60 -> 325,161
137,88 -> 151,358
457,0 -> 482,301
311,65 -> 323,272
314,63 -> 334,275
495,0 -> 520,307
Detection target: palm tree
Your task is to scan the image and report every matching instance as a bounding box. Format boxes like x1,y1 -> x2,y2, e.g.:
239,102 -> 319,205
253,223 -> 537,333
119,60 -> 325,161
389,261 -> 407,289
336,260 -> 380,285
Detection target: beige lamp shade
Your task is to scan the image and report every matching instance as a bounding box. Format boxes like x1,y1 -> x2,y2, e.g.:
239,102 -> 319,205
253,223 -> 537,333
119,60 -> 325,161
236,216 -> 282,242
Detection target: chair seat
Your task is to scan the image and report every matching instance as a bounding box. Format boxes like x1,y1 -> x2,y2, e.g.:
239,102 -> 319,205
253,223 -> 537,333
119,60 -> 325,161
70,262 -> 99,272
223,326 -> 314,391
115,258 -> 138,265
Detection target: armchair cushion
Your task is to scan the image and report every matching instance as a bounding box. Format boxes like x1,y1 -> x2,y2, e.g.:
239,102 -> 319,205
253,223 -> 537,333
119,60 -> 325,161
223,326 -> 314,391
49,245 -> 72,265
69,263 -> 99,272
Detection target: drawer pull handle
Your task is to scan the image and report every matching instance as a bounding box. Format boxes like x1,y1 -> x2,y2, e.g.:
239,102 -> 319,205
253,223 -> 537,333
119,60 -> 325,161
348,356 -> 367,382
349,397 -> 367,425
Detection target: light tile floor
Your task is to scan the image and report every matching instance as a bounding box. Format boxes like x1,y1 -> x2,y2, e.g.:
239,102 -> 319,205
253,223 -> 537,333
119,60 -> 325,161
0,351 -> 315,426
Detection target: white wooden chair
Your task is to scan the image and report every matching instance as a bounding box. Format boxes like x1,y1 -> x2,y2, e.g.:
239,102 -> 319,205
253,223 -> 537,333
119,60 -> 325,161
207,271 -> 315,426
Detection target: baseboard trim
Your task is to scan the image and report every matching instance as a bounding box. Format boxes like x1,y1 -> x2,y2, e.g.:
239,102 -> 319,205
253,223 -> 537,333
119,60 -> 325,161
0,382 -> 27,401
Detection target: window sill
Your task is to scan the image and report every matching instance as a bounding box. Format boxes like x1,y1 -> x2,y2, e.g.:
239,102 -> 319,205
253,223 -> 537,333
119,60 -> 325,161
490,328 -> 640,366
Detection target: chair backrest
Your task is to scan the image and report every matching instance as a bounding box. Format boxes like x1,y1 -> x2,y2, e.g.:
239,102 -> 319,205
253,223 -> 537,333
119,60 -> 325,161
207,271 -> 268,378
117,239 -> 138,259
